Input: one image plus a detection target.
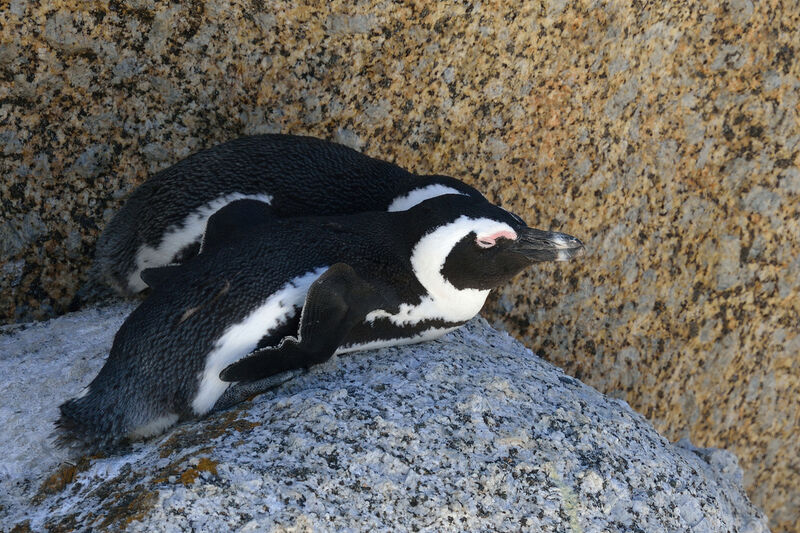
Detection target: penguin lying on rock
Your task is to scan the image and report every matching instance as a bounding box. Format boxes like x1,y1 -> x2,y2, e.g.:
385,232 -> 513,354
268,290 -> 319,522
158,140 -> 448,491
58,195 -> 584,451
87,134 -> 487,298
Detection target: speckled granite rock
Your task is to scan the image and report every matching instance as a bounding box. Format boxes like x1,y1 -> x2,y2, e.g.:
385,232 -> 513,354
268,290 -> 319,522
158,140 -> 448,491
1,1 -> 797,528
1,307 -> 768,532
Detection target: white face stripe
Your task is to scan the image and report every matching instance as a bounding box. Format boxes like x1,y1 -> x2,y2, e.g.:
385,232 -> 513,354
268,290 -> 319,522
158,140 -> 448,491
335,326 -> 460,354
191,267 -> 327,415
411,215 -> 517,299
128,193 -> 273,292
365,216 -> 516,327
386,185 -> 467,212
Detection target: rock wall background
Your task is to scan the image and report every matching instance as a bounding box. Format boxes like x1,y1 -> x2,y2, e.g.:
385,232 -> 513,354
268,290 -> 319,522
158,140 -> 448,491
1,0 -> 797,529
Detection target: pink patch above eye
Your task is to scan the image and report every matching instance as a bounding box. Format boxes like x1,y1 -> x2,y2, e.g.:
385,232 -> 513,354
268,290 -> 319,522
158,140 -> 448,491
476,230 -> 518,248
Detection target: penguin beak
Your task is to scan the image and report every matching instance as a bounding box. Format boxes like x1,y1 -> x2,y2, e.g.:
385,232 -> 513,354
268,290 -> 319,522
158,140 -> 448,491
512,228 -> 585,262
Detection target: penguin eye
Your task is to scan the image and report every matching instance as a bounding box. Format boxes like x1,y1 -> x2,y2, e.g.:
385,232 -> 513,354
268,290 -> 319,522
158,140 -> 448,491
475,230 -> 517,249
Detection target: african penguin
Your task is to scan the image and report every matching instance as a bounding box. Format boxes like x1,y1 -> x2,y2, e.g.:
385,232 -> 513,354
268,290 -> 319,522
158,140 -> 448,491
57,195 -> 584,451
85,134 -> 487,299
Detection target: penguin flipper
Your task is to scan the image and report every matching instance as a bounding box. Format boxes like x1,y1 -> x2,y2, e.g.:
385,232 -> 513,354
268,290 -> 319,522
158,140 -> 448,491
201,198 -> 275,253
140,264 -> 183,290
212,369 -> 305,412
219,263 -> 385,382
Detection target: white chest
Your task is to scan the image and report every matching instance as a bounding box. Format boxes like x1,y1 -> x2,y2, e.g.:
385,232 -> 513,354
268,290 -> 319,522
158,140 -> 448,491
364,289 -> 489,327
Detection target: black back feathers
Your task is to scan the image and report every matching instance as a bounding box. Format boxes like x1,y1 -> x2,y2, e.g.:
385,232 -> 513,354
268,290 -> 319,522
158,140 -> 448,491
140,264 -> 183,290
201,199 -> 275,253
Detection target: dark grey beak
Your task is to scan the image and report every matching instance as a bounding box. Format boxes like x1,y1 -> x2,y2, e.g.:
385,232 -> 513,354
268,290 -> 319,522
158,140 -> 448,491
513,228 -> 585,262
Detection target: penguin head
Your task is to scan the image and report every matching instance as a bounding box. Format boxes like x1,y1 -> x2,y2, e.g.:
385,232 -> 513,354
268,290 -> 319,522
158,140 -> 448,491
405,195 -> 585,294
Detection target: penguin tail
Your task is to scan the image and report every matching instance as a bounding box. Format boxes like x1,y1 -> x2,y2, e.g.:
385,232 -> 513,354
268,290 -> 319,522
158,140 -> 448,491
52,413 -> 93,454
53,396 -> 121,454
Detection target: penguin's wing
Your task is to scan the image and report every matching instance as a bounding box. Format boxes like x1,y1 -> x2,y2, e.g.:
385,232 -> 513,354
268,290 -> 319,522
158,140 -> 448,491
140,264 -> 183,290
219,263 -> 387,382
200,198 -> 275,253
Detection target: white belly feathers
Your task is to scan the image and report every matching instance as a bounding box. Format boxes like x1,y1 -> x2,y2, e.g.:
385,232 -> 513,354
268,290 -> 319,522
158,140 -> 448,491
191,267 -> 327,415
335,326 -> 459,355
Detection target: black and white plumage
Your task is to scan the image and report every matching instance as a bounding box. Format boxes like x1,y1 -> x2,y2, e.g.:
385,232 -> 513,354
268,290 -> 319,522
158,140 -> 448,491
87,134 -> 487,298
57,195 -> 584,451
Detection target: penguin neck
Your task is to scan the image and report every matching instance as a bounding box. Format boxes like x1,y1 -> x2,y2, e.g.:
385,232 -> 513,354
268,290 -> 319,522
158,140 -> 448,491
406,215 -> 491,322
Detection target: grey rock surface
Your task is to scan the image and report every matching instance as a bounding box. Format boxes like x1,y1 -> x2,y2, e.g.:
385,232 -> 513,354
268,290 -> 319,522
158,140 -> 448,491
1,305 -> 768,532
